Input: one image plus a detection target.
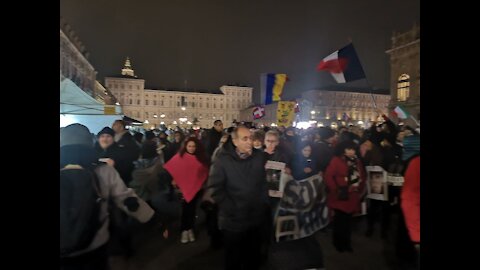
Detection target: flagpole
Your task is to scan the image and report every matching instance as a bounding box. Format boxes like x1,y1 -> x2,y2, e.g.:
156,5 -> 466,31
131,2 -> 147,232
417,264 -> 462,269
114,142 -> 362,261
360,75 -> 378,109
343,39 -> 378,111
409,115 -> 420,126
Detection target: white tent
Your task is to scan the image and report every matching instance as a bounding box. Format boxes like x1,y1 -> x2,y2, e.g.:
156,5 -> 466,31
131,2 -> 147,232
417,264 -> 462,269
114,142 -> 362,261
60,78 -> 123,134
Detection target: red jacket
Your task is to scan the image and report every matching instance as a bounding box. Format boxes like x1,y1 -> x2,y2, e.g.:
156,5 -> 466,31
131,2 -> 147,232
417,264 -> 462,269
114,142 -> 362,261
401,156 -> 420,243
325,156 -> 366,214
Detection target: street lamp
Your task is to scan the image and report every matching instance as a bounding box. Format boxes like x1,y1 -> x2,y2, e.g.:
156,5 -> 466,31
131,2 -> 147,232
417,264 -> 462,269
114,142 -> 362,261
181,106 -> 186,111
160,113 -> 165,118
153,114 -> 158,118
311,110 -> 316,114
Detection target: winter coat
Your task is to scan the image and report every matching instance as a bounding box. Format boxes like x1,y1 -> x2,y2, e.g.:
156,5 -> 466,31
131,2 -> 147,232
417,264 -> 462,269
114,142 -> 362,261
63,162 -> 154,257
325,156 -> 366,214
207,141 -> 269,232
312,141 -> 334,172
114,131 -> 140,185
401,155 -> 420,243
206,128 -> 224,158
290,154 -> 320,180
265,145 -> 291,164
95,142 -> 135,186
129,158 -> 167,202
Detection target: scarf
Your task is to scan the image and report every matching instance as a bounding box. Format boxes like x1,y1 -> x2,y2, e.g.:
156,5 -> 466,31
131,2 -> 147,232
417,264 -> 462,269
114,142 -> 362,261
345,155 -> 360,187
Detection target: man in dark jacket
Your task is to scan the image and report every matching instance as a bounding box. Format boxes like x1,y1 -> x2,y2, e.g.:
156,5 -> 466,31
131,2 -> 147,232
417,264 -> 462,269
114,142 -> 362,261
207,125 -> 269,270
95,127 -> 125,171
202,120 -> 225,249
206,120 -> 224,157
112,120 -> 140,185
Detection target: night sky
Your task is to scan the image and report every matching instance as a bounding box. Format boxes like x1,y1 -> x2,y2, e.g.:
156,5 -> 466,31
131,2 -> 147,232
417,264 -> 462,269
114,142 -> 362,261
60,0 -> 419,103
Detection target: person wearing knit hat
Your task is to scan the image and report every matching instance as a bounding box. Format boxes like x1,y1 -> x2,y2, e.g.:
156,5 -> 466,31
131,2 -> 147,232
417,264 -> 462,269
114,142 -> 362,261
95,127 -> 120,168
97,127 -> 115,137
60,124 -> 97,170
95,125 -> 144,259
60,123 -> 156,269
60,123 -> 95,148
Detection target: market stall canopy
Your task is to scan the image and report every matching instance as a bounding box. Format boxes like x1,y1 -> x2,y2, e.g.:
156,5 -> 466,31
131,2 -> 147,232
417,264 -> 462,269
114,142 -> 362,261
60,78 -> 122,115
60,78 -> 123,133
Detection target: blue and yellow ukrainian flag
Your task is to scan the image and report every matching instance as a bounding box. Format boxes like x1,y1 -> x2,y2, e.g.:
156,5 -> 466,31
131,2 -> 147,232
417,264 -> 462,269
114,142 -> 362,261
265,73 -> 287,105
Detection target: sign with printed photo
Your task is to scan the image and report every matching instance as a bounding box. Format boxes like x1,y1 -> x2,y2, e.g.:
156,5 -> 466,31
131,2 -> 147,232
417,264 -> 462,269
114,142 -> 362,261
366,166 -> 388,201
265,160 -> 287,197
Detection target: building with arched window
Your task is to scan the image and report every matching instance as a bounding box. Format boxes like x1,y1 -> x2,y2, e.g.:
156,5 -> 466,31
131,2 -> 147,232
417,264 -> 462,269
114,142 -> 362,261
386,23 -> 420,121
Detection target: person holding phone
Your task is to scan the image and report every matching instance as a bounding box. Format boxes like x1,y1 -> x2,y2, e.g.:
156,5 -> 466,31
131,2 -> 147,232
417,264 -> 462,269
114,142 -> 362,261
290,142 -> 319,181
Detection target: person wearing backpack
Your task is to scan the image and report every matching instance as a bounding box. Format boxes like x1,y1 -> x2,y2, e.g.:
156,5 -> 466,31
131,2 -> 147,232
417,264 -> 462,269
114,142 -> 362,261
60,123 -> 156,270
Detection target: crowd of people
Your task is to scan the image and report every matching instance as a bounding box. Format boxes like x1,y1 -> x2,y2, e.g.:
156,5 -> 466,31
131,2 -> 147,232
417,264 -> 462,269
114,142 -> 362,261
60,114 -> 420,270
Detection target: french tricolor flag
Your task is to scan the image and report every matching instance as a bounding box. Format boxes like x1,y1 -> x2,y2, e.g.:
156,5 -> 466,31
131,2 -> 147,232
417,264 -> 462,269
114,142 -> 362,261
317,43 -> 366,83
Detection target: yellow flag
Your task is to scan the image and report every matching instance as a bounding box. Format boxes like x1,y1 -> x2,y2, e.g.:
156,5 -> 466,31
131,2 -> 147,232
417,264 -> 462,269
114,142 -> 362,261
272,74 -> 287,102
276,101 -> 296,127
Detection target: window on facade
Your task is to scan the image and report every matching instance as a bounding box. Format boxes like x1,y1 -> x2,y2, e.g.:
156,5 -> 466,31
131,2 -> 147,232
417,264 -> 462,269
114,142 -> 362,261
226,104 -> 229,109
145,112 -> 149,118
192,102 -> 195,108
129,85 -> 132,90
161,100 -> 164,106
177,101 -> 180,106
136,85 -> 140,90
114,84 -> 118,88
397,74 -> 410,101
207,103 -> 209,108
129,99 -> 132,105
137,100 -> 140,105
220,104 -> 223,109
120,84 -> 124,89
145,100 -> 149,105
153,100 -> 157,106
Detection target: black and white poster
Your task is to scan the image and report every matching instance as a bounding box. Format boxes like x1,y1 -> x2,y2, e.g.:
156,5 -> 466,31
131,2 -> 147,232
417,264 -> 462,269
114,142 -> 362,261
265,160 -> 287,197
366,166 -> 388,201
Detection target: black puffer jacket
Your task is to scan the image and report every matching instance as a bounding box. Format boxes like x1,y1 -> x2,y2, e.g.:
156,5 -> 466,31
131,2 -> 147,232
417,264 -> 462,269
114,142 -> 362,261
206,128 -> 224,158
95,140 -> 137,186
115,132 -> 140,185
207,141 -> 269,232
